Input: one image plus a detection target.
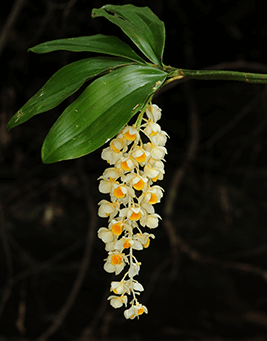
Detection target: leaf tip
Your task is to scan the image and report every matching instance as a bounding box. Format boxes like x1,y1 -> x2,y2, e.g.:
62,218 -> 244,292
91,8 -> 100,18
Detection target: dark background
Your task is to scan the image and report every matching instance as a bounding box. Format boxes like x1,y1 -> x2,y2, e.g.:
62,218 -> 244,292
1,0 -> 267,340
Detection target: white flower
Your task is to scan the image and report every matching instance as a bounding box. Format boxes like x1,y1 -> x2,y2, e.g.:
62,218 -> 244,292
101,147 -> 123,165
133,232 -> 155,248
108,220 -> 124,236
119,206 -> 144,222
140,202 -> 155,214
98,179 -> 116,194
98,167 -> 122,181
143,121 -> 161,137
124,303 -> 148,319
114,237 -> 134,251
98,200 -> 119,219
143,159 -> 165,182
124,279 -> 144,292
110,138 -> 127,153
104,252 -> 126,275
118,125 -> 139,142
104,240 -> 116,252
148,158 -> 165,171
150,130 -> 169,146
111,183 -> 135,203
110,280 -> 129,295
123,172 -> 148,191
139,186 -> 164,205
108,295 -> 128,308
98,168 -> 122,193
97,227 -> 114,243
131,146 -> 150,164
145,142 -> 167,160
115,155 -> 136,172
131,281 -> 144,292
140,213 -> 162,228
129,261 -> 141,277
145,104 -> 162,122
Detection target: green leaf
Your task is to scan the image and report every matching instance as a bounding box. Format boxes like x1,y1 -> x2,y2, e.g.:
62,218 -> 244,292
41,65 -> 167,163
7,56 -> 134,130
29,34 -> 145,63
92,4 -> 165,65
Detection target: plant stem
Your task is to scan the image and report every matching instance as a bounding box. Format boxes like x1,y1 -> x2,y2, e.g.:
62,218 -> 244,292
166,68 -> 267,84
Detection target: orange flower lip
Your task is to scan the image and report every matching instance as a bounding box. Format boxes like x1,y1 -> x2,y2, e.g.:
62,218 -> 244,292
111,142 -> 120,153
113,186 -> 126,198
111,254 -> 122,265
133,178 -> 145,191
123,239 -> 131,248
111,222 -> 123,235
129,211 -> 141,221
135,153 -> 146,163
124,131 -> 136,141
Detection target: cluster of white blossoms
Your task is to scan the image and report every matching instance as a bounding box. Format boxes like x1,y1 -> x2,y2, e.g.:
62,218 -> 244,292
97,103 -> 168,319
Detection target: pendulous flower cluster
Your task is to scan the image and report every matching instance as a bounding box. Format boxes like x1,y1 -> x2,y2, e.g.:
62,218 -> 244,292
97,103 -> 168,319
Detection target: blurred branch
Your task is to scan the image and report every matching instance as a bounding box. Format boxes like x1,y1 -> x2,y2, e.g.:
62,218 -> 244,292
163,81 -> 199,278
201,88 -> 266,150
0,202 -> 14,317
166,219 -> 267,281
0,233 -> 83,320
0,0 -> 27,58
36,159 -> 98,341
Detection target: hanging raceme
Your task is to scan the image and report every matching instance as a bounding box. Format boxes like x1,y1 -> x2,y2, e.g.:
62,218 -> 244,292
6,2 -> 266,325
97,103 -> 168,319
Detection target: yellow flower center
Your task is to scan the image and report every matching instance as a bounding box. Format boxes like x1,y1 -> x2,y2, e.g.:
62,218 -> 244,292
129,211 -> 141,221
113,186 -> 126,198
111,222 -> 123,236
133,178 -> 145,191
148,193 -> 157,204
150,130 -> 157,136
138,307 -> 144,315
121,160 -> 131,171
124,131 -> 136,141
135,152 -> 146,163
111,141 -> 121,153
143,238 -> 150,248
111,254 -> 122,265
123,239 -> 131,249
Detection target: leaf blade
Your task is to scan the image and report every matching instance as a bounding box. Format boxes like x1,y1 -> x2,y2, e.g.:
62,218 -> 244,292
92,4 -> 165,65
7,56 -> 134,130
29,34 -> 146,63
41,65 -> 167,163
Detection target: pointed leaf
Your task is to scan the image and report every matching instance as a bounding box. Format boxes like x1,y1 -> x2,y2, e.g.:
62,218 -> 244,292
92,4 -> 165,65
7,56 -> 134,130
29,34 -> 145,63
41,65 -> 167,163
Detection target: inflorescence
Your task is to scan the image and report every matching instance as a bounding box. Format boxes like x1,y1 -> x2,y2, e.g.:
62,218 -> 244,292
97,103 -> 168,319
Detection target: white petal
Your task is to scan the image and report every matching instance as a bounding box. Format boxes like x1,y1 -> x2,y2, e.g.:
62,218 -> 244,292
124,306 -> 136,319
114,262 -> 125,275
133,282 -> 144,291
104,262 -> 115,273
110,297 -> 124,308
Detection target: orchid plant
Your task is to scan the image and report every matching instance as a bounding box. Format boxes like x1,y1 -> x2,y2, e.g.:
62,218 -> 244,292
7,4 -> 267,319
